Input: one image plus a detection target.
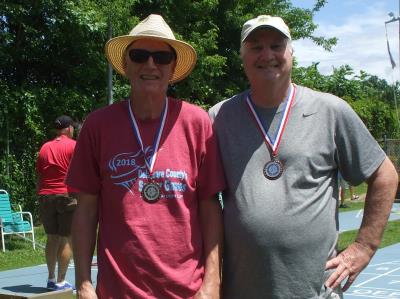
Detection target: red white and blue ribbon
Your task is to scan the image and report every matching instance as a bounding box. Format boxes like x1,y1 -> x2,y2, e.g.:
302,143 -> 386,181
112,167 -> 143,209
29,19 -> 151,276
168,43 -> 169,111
128,98 -> 168,174
246,84 -> 296,156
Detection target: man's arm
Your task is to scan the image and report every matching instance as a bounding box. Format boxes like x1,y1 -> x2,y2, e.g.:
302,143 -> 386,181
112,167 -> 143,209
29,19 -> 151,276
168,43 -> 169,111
72,192 -> 99,299
194,195 -> 223,299
326,157 -> 398,291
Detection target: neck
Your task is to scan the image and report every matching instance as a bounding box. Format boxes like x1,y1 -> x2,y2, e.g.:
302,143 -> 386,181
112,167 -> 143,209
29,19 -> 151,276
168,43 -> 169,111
250,80 -> 292,108
130,93 -> 166,120
57,130 -> 70,138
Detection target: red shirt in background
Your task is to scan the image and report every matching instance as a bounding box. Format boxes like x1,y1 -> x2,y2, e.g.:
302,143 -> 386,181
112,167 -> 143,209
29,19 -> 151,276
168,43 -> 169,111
36,135 -> 77,194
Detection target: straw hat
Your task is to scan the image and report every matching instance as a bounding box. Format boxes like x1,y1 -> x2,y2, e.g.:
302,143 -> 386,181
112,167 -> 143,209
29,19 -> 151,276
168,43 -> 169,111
105,14 -> 197,84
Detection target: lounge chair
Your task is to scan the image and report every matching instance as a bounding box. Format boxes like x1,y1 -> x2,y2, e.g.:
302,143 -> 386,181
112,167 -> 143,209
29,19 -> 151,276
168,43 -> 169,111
0,189 -> 35,252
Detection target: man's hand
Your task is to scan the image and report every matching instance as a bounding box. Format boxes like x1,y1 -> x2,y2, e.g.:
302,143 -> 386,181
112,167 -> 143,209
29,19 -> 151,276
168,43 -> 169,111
77,281 -> 98,299
327,157 -> 397,292
194,283 -> 220,299
325,242 -> 374,291
196,194 -> 223,299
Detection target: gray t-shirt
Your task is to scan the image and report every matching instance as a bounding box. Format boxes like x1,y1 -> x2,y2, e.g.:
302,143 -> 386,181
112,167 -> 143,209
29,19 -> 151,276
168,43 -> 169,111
209,85 -> 385,299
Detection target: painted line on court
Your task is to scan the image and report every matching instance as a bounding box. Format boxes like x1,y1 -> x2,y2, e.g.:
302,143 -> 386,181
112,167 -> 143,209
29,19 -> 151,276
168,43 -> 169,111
355,266 -> 400,287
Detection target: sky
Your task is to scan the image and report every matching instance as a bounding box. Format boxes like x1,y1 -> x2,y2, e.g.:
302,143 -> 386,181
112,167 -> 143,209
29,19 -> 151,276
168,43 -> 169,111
291,0 -> 400,83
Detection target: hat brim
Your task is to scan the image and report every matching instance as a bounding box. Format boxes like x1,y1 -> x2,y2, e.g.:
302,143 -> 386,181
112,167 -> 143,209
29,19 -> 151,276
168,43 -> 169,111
105,35 -> 197,84
242,25 -> 291,44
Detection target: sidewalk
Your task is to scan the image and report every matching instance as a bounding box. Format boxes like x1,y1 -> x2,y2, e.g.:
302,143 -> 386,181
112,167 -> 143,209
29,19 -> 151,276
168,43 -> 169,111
339,203 -> 400,232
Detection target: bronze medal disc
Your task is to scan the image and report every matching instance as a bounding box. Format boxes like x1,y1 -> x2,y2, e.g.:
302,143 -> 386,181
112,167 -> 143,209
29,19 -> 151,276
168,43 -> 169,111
263,159 -> 283,180
142,182 -> 161,203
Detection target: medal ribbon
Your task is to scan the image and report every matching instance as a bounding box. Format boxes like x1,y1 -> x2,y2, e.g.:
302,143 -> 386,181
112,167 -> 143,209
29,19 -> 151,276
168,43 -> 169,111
246,84 -> 296,156
128,98 -> 168,174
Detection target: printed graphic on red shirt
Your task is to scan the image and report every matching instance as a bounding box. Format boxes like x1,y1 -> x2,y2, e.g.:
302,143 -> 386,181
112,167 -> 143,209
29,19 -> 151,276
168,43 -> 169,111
108,145 -> 188,199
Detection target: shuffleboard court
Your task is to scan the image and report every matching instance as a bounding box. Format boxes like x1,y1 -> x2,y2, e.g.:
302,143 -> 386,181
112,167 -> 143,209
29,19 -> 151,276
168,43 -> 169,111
0,260 -> 97,297
345,243 -> 400,299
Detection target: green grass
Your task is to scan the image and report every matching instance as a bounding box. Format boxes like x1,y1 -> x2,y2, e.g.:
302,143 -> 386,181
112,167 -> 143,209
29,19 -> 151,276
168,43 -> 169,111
338,200 -> 365,212
338,220 -> 400,251
338,182 -> 400,250
0,182 -> 396,276
338,182 -> 368,211
0,226 -> 46,271
353,183 -> 368,197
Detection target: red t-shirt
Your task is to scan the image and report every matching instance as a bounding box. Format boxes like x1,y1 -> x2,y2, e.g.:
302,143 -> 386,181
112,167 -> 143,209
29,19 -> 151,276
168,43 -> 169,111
66,98 -> 226,298
36,135 -> 76,195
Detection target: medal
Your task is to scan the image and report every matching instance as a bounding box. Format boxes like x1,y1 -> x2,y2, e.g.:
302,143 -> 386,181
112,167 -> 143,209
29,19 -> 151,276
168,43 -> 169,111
128,98 -> 168,202
142,182 -> 161,203
263,158 -> 283,180
246,84 -> 296,180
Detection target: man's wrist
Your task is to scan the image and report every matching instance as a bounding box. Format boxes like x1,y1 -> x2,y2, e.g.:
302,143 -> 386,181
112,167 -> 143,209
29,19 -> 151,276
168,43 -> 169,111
354,240 -> 377,257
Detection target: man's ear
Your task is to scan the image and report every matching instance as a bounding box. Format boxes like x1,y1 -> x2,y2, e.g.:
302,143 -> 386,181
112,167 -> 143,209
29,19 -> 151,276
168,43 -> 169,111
68,125 -> 74,137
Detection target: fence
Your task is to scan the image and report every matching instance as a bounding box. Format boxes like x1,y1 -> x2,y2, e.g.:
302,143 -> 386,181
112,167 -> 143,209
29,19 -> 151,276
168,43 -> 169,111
385,138 -> 400,173
384,138 -> 400,199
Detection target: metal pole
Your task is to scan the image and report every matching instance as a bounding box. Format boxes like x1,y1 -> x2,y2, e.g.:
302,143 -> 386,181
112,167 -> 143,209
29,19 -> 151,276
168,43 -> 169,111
107,16 -> 113,105
392,82 -> 400,130
6,117 -> 9,177
384,135 -> 388,153
398,0 -> 400,131
386,4 -> 400,132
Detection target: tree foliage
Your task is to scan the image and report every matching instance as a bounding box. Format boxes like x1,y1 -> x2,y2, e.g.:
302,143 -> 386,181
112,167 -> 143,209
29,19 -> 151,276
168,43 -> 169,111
0,0 -> 399,219
293,64 -> 400,138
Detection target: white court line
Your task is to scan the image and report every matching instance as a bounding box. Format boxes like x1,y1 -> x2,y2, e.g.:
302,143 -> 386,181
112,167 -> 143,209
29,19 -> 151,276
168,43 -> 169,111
355,266 -> 400,287
350,206 -> 400,221
367,261 -> 400,267
351,286 -> 400,292
361,272 -> 400,277
347,295 -> 400,298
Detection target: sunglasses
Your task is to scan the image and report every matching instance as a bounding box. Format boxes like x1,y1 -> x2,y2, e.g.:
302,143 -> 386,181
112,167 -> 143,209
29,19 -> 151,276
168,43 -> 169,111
129,49 -> 175,65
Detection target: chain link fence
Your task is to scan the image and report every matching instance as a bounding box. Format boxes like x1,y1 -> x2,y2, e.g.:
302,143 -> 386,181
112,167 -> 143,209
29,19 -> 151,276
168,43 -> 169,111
385,139 -> 400,173
384,138 -> 400,199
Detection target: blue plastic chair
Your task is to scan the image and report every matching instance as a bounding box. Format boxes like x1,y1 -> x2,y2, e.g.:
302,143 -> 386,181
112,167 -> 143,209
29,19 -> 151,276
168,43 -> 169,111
0,189 -> 35,252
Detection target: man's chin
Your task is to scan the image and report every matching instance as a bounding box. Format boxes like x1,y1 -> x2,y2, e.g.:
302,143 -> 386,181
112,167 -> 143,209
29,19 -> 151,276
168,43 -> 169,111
139,84 -> 168,94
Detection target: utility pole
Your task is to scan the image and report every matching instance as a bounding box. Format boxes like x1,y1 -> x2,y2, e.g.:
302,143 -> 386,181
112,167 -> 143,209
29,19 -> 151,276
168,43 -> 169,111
385,0 -> 400,129
6,117 -> 9,177
107,16 -> 113,105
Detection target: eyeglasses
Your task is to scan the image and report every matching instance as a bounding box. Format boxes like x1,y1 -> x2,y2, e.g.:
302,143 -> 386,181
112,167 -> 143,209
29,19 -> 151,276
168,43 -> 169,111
128,49 -> 175,65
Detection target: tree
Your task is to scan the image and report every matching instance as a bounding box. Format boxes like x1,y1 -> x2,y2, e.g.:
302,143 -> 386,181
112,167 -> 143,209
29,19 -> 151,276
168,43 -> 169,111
1,0 -> 112,218
294,63 -> 400,139
5,0 -> 397,219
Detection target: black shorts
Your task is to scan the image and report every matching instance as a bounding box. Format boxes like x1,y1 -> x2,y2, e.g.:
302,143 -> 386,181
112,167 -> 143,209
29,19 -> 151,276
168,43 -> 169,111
39,194 -> 77,236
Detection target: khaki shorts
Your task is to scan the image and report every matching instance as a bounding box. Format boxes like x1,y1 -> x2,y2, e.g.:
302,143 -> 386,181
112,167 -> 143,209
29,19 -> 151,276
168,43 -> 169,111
39,194 -> 77,236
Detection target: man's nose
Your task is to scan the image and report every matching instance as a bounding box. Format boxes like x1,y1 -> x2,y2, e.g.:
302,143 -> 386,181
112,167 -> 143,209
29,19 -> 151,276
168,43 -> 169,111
259,46 -> 273,59
145,56 -> 157,67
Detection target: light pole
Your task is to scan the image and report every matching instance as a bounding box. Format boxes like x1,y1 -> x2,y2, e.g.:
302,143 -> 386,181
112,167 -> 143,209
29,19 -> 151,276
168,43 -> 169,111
385,1 -> 400,129
107,16 -> 113,106
385,9 -> 399,70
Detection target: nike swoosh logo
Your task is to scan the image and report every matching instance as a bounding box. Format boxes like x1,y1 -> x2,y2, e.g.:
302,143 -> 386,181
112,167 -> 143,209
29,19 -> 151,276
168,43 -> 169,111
302,112 -> 317,117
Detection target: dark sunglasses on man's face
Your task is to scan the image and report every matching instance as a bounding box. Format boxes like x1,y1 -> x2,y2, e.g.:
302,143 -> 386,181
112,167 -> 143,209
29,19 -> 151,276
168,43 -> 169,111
129,49 -> 175,65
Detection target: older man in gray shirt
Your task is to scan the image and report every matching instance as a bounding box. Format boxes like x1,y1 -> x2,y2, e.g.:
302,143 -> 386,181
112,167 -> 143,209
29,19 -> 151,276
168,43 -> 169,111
209,15 -> 398,299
